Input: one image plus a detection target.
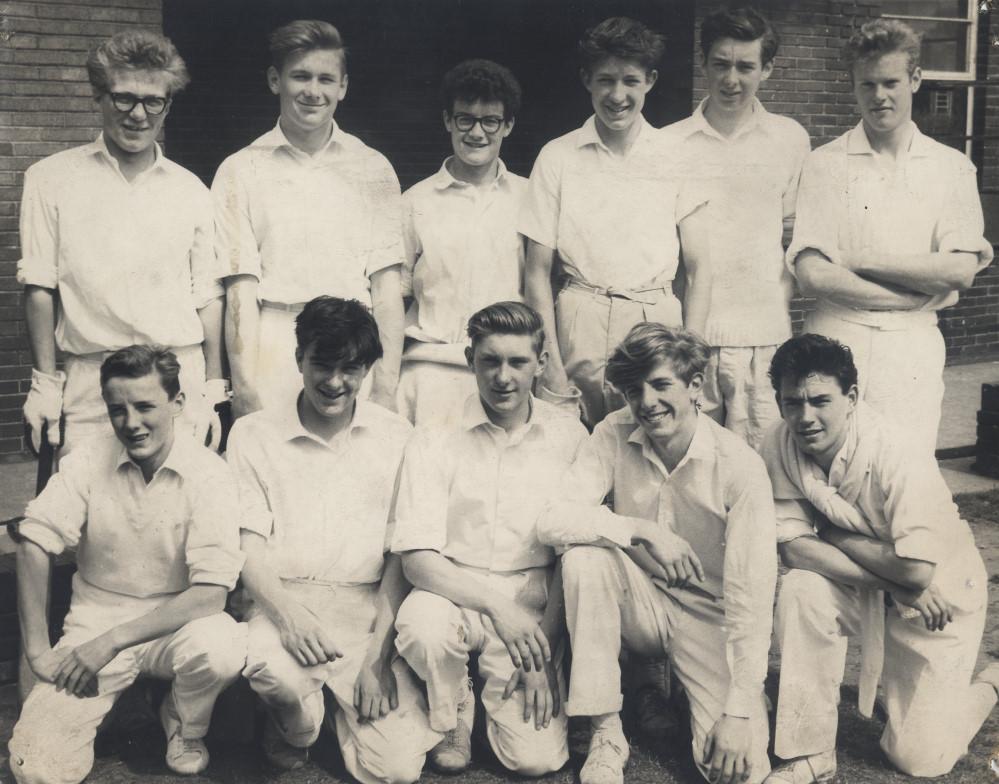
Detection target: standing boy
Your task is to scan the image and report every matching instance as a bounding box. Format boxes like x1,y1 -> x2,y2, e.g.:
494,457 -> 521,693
661,5 -> 811,449
393,302 -> 587,776
213,20 -> 404,416
520,17 -> 711,427
398,60 -> 528,424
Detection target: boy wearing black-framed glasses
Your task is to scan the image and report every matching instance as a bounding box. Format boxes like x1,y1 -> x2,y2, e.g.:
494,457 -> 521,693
18,29 -> 228,458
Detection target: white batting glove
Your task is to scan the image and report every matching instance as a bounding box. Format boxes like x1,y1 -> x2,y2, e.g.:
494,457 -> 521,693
23,368 -> 65,453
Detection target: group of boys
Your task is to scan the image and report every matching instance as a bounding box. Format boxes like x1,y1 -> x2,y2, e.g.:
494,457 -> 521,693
9,4 -> 998,784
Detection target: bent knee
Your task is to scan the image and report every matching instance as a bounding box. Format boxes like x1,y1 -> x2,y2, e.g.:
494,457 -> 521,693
561,545 -> 615,585
175,615 -> 246,679
9,738 -> 92,784
885,737 -> 962,778
395,593 -> 462,657
490,723 -> 568,777
777,570 -> 841,629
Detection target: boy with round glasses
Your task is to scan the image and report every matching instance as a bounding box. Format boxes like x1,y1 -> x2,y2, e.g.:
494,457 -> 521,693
398,60 -> 534,425
18,29 -> 227,457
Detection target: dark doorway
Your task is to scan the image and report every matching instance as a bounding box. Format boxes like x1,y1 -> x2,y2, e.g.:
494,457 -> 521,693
163,0 -> 695,188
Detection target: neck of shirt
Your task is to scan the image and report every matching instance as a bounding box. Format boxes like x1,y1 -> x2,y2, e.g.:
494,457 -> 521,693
595,116 -> 644,156
702,97 -> 756,139
649,414 -> 699,474
447,155 -> 500,187
279,116 -> 335,157
103,136 -> 157,182
863,118 -> 916,161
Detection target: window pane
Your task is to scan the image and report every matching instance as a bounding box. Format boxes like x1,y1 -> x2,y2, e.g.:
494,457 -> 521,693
881,1 -> 968,18
913,83 -> 968,152
901,19 -> 970,72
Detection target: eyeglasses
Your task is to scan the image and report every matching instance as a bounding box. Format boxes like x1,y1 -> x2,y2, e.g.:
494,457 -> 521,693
451,113 -> 505,134
108,92 -> 170,116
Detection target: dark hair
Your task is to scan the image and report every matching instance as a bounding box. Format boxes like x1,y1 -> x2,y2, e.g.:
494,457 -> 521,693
700,5 -> 779,66
269,19 -> 347,72
100,344 -> 181,399
87,29 -> 190,97
844,18 -> 921,77
768,334 -> 859,395
467,301 -> 545,356
295,296 -> 382,367
579,17 -> 665,75
441,59 -> 522,120
606,323 -> 709,392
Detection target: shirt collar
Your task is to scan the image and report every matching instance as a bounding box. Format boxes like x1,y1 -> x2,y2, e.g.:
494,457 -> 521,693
626,410 -> 715,472
576,114 -> 653,151
682,97 -> 767,141
254,120 -> 343,156
846,120 -> 930,158
460,393 -> 547,434
89,133 -> 167,174
114,432 -> 197,479
431,157 -> 510,190
271,391 -> 373,446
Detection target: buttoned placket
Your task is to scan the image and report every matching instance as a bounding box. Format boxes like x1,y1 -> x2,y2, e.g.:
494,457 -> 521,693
484,420 -> 534,572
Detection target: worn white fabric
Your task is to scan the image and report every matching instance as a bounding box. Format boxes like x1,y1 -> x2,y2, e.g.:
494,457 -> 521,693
212,122 -> 403,306
538,410 -> 777,718
699,344 -> 780,450
243,581 -> 440,784
56,344 -> 208,456
661,98 -> 811,347
226,397 -> 411,585
559,545 -> 770,783
9,577 -> 246,784
518,116 -> 704,290
402,158 -> 526,359
20,432 -> 243,596
395,566 -> 568,776
391,394 -> 587,572
395,360 -> 477,427
17,135 -> 220,355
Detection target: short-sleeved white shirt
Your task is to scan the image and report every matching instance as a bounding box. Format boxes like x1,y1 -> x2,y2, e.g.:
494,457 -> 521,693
226,397 -> 412,585
518,116 -> 704,291
17,136 -> 220,354
212,122 -> 404,306
661,99 -> 812,347
786,122 -> 993,313
392,395 -> 587,573
20,433 -> 244,597
401,158 -> 526,365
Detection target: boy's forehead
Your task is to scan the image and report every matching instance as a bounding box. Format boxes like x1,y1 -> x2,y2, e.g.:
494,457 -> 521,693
102,371 -> 169,400
474,332 -> 539,357
107,67 -> 172,96
588,56 -> 651,78
706,36 -> 764,64
281,46 -> 346,75
779,371 -> 842,396
451,96 -> 505,115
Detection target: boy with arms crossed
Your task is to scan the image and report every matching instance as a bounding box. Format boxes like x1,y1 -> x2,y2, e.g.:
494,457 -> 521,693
392,302 -> 587,775
226,297 -> 439,782
9,346 -> 246,782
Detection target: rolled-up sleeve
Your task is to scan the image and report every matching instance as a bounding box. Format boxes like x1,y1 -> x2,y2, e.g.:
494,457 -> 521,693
720,457 -> 778,718
518,143 -> 562,249
880,446 -> 955,565
936,160 -> 994,271
391,429 -> 451,554
785,152 -> 844,274
19,446 -> 92,555
538,422 -> 636,549
760,425 -> 817,544
362,155 -> 405,277
225,421 -> 275,539
212,157 -> 262,282
185,464 -> 245,589
16,165 -> 59,289
190,186 -> 224,308
400,189 -> 421,298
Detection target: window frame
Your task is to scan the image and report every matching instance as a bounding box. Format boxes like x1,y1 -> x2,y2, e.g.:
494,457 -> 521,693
882,3 -> 978,80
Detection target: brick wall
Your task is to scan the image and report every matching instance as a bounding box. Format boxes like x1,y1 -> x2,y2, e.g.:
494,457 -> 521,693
0,0 -> 163,457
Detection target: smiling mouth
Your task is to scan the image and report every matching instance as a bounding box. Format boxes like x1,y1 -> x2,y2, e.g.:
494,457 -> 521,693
641,409 -> 672,424
127,433 -> 149,445
798,428 -> 823,439
318,388 -> 345,402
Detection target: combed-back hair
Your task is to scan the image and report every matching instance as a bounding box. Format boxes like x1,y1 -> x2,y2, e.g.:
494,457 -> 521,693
441,59 -> 522,120
467,301 -> 545,356
700,5 -> 779,65
768,334 -> 859,395
295,296 -> 382,367
844,18 -> 921,76
86,30 -> 190,96
100,344 -> 181,399
579,17 -> 665,75
606,323 -> 709,392
269,19 -> 347,72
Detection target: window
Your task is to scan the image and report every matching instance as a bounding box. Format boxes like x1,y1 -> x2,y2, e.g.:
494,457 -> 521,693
881,1 -> 978,79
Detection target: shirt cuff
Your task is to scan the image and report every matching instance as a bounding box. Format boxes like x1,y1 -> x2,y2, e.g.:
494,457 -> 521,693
16,259 -> 57,289
723,683 -> 757,719
776,517 -> 815,544
239,513 -> 273,539
189,551 -> 245,591
893,530 -> 940,565
17,520 -> 67,556
390,527 -> 445,555
939,235 -> 994,270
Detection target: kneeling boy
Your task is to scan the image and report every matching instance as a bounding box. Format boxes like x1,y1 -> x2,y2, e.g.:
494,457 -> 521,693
9,345 -> 246,783
226,296 -> 439,783
392,301 -> 587,775
762,334 -> 998,781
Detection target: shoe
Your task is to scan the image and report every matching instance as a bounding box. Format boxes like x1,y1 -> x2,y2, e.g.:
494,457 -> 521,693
633,684 -> 679,736
764,751 -> 837,783
263,716 -> 309,771
159,693 -> 210,775
429,678 -> 474,773
580,727 -> 630,784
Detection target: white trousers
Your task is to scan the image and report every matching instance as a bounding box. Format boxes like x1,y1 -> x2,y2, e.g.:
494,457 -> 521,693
700,345 -> 780,451
60,344 -> 206,456
805,309 -> 944,457
394,566 -> 569,777
555,284 -> 682,428
774,568 -> 988,777
396,361 -> 477,426
242,581 -> 440,784
560,546 -> 771,783
8,576 -> 246,784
